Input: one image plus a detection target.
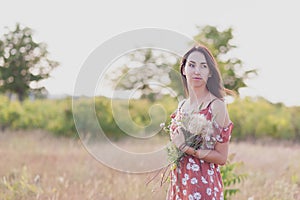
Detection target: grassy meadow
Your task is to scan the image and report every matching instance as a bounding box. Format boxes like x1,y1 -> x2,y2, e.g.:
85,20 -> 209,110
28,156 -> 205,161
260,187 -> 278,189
0,130 -> 299,200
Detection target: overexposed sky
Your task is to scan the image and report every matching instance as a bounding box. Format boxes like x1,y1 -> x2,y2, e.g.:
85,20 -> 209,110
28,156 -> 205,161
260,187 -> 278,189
1,0 -> 299,106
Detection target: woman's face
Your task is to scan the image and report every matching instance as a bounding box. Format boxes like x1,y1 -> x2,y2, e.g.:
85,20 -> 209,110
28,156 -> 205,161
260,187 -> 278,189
182,51 -> 211,88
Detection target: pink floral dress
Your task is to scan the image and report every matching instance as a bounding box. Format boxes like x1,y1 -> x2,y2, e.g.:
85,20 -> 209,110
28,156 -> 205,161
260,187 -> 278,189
166,99 -> 233,200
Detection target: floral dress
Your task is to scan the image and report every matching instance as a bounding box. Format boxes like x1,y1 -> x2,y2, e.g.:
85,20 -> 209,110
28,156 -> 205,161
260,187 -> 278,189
166,99 -> 233,200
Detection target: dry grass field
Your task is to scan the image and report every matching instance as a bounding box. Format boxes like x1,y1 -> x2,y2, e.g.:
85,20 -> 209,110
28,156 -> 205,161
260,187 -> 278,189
0,130 -> 299,200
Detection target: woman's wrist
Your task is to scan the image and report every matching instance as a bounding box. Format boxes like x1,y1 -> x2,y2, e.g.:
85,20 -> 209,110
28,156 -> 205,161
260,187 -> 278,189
183,147 -> 198,158
180,146 -> 205,160
188,148 -> 206,159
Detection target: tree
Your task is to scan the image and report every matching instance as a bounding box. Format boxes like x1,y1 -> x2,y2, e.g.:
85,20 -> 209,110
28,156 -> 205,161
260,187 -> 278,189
107,49 -> 183,102
193,25 -> 257,94
0,23 -> 58,101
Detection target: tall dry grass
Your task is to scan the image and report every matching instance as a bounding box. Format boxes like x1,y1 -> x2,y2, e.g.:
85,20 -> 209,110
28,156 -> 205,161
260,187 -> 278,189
0,130 -> 299,200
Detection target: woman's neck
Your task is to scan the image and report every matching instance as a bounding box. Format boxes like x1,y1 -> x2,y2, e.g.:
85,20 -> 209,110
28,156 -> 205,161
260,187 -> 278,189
188,86 -> 210,105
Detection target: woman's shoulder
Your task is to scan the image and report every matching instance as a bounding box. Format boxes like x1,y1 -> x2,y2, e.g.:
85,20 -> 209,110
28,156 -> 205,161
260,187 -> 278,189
209,98 -> 230,126
210,98 -> 226,109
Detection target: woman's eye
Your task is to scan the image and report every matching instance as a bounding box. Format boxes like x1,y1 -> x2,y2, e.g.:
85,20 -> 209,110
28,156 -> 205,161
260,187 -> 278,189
188,63 -> 195,68
202,65 -> 208,68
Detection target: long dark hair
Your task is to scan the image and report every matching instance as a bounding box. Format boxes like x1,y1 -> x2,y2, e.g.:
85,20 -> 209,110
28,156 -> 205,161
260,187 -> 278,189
180,45 -> 231,99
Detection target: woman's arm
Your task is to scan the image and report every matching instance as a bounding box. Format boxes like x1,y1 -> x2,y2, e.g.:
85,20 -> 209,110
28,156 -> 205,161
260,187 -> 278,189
184,99 -> 231,165
184,142 -> 229,165
172,128 -> 229,165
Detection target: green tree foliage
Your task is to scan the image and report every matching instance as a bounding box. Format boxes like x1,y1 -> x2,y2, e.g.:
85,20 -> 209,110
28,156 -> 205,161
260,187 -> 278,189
0,23 -> 58,101
193,25 -> 257,94
290,106 -> 300,140
0,95 -> 76,137
1,95 -> 300,141
228,97 -> 295,141
107,49 -> 181,102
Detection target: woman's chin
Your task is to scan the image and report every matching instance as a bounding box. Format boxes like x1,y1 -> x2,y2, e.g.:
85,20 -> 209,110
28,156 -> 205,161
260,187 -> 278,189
190,82 -> 205,88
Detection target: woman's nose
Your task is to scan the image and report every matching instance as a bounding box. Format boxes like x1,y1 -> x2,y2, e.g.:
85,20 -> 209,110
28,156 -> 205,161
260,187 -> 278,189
194,67 -> 201,74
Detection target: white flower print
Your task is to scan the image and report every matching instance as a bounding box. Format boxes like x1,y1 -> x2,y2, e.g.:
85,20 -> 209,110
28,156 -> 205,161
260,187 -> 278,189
210,175 -> 214,183
172,174 -> 177,185
183,189 -> 187,196
207,169 -> 214,176
210,163 -> 215,169
191,177 -> 198,185
213,190 -> 217,198
186,163 -> 191,170
193,192 -> 201,200
182,178 -> 187,186
214,187 -> 219,193
175,194 -> 182,200
191,164 -> 200,172
184,173 -> 189,180
188,194 -> 194,200
216,134 -> 222,142
201,176 -> 208,184
189,157 -> 195,163
220,192 -> 224,200
206,188 -> 212,196
176,185 -> 180,192
218,180 -> 222,188
178,168 -> 182,174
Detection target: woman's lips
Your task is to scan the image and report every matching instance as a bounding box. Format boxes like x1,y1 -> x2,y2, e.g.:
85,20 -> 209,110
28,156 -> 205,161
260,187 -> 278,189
192,77 -> 202,80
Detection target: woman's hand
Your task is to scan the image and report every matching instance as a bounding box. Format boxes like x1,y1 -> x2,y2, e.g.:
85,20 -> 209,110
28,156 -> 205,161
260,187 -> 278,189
171,127 -> 188,152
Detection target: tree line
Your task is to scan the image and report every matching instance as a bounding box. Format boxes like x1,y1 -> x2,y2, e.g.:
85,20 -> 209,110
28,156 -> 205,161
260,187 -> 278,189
1,95 -> 300,141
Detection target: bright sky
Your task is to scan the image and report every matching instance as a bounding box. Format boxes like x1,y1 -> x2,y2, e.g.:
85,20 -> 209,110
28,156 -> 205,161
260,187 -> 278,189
1,0 -> 299,106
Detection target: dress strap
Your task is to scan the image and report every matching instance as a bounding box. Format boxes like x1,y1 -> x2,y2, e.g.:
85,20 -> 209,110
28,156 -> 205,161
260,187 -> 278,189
179,98 -> 218,111
206,98 -> 219,109
178,99 -> 187,111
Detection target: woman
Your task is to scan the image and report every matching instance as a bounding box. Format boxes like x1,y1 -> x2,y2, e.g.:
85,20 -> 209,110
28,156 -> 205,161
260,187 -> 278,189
166,45 -> 234,200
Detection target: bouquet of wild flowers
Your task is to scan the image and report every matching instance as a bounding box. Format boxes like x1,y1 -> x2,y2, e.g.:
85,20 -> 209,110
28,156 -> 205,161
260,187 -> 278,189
146,105 -> 217,188
161,104 -> 216,169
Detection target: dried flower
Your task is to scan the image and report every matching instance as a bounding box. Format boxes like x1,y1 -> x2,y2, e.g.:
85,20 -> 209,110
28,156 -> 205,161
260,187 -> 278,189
161,106 -> 216,168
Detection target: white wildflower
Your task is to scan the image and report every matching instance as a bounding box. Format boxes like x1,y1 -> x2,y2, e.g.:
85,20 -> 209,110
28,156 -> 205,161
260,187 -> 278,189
185,114 -> 207,135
